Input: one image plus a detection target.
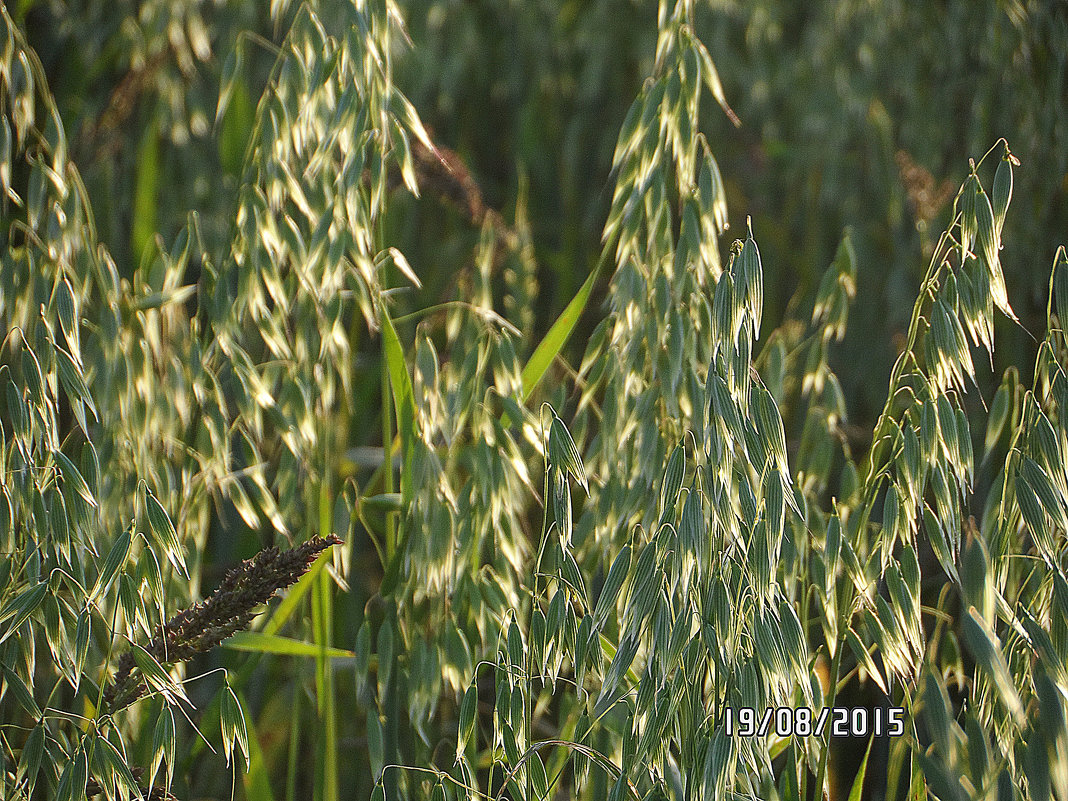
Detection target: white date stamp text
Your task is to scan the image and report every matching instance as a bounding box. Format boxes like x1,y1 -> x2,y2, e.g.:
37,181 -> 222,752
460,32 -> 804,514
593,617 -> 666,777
724,706 -> 905,738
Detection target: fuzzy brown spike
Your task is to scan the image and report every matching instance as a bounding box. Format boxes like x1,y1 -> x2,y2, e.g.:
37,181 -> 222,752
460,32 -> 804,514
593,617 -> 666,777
102,535 -> 342,712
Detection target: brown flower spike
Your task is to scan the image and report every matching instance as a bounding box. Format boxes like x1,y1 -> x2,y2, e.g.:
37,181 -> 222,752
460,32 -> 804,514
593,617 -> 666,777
102,535 -> 342,712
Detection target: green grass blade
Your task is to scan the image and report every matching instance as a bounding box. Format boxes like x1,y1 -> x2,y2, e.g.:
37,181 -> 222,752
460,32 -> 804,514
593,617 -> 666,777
847,737 -> 873,801
222,632 -> 354,659
132,119 -> 159,263
261,549 -> 332,637
379,306 -> 415,505
520,255 -> 603,403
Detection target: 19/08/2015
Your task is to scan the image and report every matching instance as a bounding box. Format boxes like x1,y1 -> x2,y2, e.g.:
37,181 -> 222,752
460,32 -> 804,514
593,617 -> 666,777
724,706 -> 905,738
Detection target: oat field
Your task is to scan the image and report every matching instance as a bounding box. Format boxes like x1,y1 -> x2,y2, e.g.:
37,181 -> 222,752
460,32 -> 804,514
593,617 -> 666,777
2,2 -> 1068,800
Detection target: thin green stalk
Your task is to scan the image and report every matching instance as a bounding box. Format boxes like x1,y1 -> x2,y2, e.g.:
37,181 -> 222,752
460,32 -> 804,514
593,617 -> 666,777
799,555 -> 814,801
814,634 -> 845,801
311,578 -> 325,801
313,457 -> 338,801
382,352 -> 396,559
312,570 -> 337,801
286,687 -> 300,801
525,623 -> 533,801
